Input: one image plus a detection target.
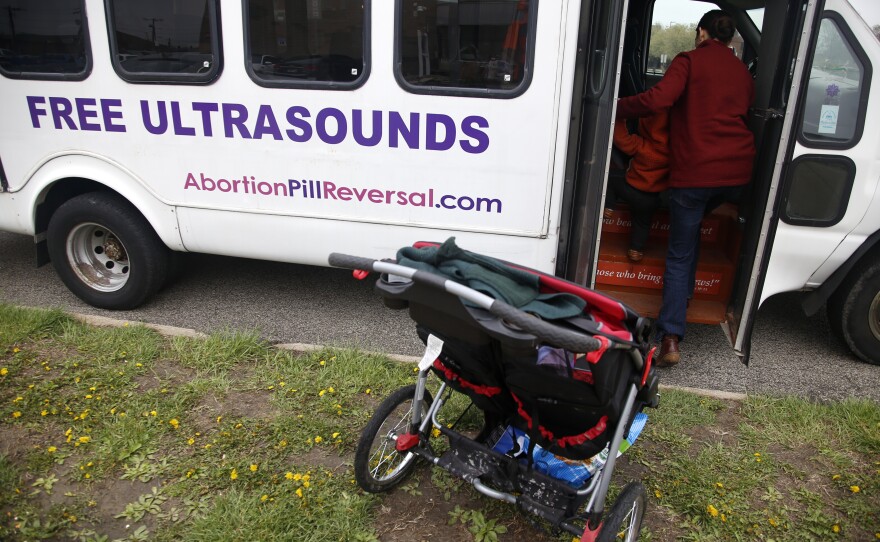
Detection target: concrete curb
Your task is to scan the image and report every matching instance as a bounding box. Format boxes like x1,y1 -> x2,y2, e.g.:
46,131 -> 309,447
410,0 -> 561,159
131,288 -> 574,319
72,312 -> 746,401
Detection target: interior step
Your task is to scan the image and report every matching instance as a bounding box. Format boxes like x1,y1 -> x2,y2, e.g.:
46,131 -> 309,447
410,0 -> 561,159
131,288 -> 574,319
602,203 -> 740,245
596,233 -> 735,299
598,287 -> 728,325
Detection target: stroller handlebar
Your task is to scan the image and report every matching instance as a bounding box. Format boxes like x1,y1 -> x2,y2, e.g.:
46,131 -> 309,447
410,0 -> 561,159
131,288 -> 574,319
329,253 -> 605,353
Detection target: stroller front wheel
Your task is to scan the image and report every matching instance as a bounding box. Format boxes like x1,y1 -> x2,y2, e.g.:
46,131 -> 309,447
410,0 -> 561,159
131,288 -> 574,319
354,384 -> 434,493
596,482 -> 647,542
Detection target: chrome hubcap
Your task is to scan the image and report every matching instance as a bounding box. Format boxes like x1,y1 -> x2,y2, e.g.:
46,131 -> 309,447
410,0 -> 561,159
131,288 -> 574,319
66,223 -> 130,292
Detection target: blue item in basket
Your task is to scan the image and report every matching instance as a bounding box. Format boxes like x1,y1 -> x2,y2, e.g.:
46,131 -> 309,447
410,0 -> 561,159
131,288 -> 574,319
491,412 -> 648,487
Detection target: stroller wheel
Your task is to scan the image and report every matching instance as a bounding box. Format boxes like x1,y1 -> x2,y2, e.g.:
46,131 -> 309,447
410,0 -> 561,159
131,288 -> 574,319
354,384 -> 433,493
596,482 -> 647,542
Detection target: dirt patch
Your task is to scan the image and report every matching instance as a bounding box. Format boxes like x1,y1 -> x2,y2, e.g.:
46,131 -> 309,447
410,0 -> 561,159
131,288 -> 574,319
189,389 -> 277,433
134,360 -> 197,393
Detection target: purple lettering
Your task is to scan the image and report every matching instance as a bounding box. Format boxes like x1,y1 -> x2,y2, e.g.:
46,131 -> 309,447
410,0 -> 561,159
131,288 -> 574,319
217,178 -> 232,192
352,109 -> 382,147
184,173 -> 200,190
322,181 -> 336,199
100,99 -> 126,132
352,187 -> 368,201
389,112 -> 419,149
222,103 -> 251,139
397,192 -> 408,205
316,108 -> 347,145
49,97 -> 77,130
192,102 -> 219,137
141,100 -> 168,135
75,98 -> 100,131
171,101 -> 196,136
253,105 -> 283,140
288,179 -> 301,196
409,192 -> 427,207
426,113 -> 456,151
200,173 -> 216,191
367,189 -> 383,203
285,106 -> 312,142
459,116 -> 490,154
337,186 -> 353,201
26,96 -> 47,128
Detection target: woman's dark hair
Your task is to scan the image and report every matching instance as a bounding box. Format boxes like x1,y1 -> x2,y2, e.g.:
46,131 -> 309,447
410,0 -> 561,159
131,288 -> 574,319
698,10 -> 736,44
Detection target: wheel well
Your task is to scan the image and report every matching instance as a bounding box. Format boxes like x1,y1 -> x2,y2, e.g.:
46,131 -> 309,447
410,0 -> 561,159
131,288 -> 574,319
35,179 -> 128,266
801,230 -> 880,316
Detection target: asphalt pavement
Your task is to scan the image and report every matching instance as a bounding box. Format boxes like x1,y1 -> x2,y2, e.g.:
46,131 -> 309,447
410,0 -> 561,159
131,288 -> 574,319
1,231 -> 877,402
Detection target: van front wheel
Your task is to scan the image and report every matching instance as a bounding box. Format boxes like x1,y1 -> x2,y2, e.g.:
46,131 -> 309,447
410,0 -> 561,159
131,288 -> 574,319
827,255 -> 880,366
47,192 -> 170,310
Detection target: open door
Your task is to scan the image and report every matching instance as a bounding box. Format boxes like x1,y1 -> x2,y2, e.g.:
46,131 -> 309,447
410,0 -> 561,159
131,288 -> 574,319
724,0 -> 823,364
557,0 -> 629,284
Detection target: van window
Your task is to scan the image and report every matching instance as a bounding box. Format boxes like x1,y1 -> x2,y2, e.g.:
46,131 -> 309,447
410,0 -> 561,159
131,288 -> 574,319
106,0 -> 222,84
396,0 -> 534,97
244,0 -> 367,89
781,156 -> 855,227
0,0 -> 90,79
798,16 -> 869,148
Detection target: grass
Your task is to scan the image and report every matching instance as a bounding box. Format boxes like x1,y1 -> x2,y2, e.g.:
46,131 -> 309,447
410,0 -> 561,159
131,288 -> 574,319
0,303 -> 878,541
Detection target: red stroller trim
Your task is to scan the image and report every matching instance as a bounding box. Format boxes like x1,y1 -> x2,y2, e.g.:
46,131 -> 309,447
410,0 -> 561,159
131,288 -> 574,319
432,359 -> 504,397
511,393 -> 609,448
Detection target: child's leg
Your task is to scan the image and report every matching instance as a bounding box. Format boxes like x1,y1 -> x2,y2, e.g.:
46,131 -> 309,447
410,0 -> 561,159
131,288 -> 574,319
624,187 -> 662,252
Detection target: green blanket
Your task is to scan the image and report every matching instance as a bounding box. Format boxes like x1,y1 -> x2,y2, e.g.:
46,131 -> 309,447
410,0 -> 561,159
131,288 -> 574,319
396,238 -> 586,320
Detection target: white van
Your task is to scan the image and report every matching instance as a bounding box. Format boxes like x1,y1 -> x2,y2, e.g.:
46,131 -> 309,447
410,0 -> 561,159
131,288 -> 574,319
1,0 -> 878,366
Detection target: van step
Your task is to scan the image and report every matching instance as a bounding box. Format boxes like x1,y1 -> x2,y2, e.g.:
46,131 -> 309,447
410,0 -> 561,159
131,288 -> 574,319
602,203 -> 740,246
598,287 -> 728,324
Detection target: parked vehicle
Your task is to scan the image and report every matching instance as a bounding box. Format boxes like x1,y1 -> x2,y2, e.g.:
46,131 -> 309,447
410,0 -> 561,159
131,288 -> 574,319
1,0 -> 878,366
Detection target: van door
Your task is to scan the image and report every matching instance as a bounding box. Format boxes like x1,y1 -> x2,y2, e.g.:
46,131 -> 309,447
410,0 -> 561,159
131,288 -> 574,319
725,0 -> 834,364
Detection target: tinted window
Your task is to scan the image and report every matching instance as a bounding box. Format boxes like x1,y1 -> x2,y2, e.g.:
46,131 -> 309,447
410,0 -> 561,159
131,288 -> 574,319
245,0 -> 367,88
0,0 -> 89,78
781,156 -> 855,227
106,0 -> 221,83
397,0 -> 534,96
799,17 -> 868,147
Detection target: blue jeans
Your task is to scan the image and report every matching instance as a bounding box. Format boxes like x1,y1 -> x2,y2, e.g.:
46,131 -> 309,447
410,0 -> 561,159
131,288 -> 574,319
656,186 -> 743,340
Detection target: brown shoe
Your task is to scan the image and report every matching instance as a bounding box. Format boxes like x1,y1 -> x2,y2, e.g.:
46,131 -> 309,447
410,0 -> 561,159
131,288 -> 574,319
657,335 -> 681,367
627,249 -> 644,262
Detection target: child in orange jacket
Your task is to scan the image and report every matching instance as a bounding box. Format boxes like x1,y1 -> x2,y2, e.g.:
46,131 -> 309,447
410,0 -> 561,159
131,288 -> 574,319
607,109 -> 670,262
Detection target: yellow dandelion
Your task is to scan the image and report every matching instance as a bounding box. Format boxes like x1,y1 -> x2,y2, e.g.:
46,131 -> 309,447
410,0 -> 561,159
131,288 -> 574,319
119,412 -> 126,417
217,416 -> 223,423
12,411 -> 21,418
654,489 -> 662,498
320,360 -> 326,366
319,390 -> 326,397
235,423 -> 243,429
136,363 -> 143,367
75,376 -> 81,383
0,368 -> 7,376
13,396 -> 22,402
230,468 -> 238,480
110,408 -> 116,415
431,428 -> 441,438
833,474 -> 841,480
85,394 -> 92,399
707,504 -> 719,517
279,439 -> 288,447
260,494 -> 269,502
204,443 -> 212,449
293,473 -> 302,481
41,410 -> 48,416
187,438 -> 195,445
285,472 -> 294,480
84,473 -> 90,479
78,436 -> 90,443
303,481 -> 310,488
769,517 -> 778,527
314,436 -> 323,444
721,514 -> 727,522
850,485 -> 860,493
715,482 -> 724,489
150,410 -> 157,417
13,347 -> 20,353
295,488 -> 303,498
833,525 -> 840,533
169,419 -> 180,429
365,388 -> 371,394
337,410 -> 342,415
47,446 -> 57,453
332,432 -> 340,439
250,464 -> 258,472
267,385 -> 274,390
279,381 -> 285,387
328,387 -> 335,393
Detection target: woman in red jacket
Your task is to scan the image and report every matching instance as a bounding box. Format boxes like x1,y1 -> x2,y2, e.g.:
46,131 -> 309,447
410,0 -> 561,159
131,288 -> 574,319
616,10 -> 755,367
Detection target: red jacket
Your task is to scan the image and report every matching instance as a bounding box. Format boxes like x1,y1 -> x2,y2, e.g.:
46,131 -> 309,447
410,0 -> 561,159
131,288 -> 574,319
612,110 -> 670,193
616,39 -> 755,188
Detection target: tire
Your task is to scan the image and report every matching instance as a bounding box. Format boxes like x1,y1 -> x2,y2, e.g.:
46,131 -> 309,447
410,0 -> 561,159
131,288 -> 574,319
47,192 -> 171,310
826,256 -> 880,366
354,385 -> 433,493
596,482 -> 647,542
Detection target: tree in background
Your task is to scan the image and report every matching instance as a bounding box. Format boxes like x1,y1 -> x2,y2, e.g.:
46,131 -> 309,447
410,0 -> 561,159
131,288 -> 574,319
647,22 -> 696,72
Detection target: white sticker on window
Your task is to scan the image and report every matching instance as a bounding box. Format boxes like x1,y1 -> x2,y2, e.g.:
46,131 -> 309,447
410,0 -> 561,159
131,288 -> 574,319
818,104 -> 839,134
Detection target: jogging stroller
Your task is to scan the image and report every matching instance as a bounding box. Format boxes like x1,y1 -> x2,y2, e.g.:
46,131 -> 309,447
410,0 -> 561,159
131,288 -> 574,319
330,238 -> 660,541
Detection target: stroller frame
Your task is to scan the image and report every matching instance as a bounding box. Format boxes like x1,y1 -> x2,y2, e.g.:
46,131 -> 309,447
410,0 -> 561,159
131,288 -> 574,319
330,251 -> 659,541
